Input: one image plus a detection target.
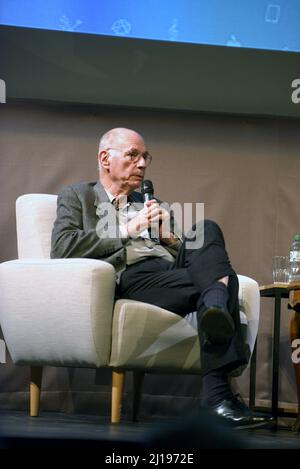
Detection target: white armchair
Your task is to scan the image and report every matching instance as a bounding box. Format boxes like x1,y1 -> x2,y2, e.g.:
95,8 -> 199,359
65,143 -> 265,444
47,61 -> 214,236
0,194 -> 260,423
0,194 -> 116,418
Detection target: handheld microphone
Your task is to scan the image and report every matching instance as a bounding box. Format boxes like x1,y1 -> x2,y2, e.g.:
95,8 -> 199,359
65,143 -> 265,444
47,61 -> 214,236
141,179 -> 154,203
141,179 -> 159,241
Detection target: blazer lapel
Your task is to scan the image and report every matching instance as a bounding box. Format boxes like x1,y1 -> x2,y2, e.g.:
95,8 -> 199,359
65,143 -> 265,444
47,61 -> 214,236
93,180 -> 110,208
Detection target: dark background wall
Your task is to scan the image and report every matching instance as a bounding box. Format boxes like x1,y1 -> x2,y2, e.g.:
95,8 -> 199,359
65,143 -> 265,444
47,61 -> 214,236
0,100 -> 300,418
1,26 -> 300,117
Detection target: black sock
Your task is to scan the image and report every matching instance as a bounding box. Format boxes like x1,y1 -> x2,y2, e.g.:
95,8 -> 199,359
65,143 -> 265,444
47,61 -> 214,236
201,369 -> 233,407
201,281 -> 229,312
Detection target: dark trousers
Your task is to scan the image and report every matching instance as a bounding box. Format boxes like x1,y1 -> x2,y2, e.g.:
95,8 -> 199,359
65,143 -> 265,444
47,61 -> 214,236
118,220 -> 248,373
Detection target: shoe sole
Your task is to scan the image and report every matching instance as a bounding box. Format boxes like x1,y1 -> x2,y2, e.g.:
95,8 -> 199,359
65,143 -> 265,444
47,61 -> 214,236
234,419 -> 275,430
200,307 -> 235,345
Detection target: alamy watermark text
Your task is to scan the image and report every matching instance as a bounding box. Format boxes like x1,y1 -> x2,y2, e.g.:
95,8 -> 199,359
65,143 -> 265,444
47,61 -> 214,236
291,78 -> 300,104
0,79 -> 6,103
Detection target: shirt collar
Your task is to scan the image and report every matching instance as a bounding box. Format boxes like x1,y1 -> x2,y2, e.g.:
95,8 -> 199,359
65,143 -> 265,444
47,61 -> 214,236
94,180 -> 142,207
103,186 -> 115,203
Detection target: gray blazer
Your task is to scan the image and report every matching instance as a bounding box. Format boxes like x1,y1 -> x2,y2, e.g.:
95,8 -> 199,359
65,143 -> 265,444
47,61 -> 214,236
51,181 -> 181,271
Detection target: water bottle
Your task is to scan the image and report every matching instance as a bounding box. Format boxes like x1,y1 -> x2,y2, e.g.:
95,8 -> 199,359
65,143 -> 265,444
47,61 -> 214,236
289,235 -> 300,282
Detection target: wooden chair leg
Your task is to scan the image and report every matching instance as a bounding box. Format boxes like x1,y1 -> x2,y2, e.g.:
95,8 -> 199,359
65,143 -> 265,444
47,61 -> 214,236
30,365 -> 43,417
111,369 -> 125,424
132,371 -> 145,422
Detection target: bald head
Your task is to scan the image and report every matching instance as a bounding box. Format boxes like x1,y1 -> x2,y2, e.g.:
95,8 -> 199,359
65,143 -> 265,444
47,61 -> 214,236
97,127 -> 148,195
98,128 -> 145,155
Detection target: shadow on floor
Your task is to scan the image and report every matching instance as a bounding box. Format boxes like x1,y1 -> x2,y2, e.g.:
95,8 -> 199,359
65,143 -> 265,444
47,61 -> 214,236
0,410 -> 299,451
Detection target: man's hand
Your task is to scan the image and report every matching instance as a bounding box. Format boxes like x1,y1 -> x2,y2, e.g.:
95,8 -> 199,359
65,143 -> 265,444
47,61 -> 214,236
126,199 -> 162,238
125,199 -> 179,246
158,205 -> 181,246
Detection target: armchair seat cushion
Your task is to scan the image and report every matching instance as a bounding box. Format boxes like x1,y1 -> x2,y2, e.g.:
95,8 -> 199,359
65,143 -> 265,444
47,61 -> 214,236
110,299 -> 201,372
110,275 -> 259,375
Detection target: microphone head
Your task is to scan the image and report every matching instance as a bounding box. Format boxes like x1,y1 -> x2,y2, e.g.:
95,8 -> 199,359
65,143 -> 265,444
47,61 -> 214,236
141,179 -> 154,195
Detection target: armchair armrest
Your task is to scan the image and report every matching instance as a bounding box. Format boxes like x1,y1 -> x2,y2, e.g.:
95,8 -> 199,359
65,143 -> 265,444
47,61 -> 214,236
0,258 -> 116,367
237,274 -> 260,358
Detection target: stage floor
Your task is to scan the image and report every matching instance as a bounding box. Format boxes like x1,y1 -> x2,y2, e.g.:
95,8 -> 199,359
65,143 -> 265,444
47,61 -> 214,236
0,410 -> 299,451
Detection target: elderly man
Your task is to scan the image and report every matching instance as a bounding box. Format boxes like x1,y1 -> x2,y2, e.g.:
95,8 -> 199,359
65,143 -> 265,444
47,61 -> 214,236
51,127 -> 272,428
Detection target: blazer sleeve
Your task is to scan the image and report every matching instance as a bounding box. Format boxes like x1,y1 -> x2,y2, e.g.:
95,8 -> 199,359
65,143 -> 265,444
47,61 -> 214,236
50,185 -> 126,259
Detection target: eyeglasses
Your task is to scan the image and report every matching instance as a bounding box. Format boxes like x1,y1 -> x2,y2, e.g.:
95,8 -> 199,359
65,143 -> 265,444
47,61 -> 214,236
106,147 -> 152,166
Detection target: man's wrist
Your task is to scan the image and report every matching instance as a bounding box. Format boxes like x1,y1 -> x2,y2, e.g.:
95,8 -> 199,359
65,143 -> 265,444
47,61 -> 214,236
160,232 -> 181,246
127,222 -> 144,239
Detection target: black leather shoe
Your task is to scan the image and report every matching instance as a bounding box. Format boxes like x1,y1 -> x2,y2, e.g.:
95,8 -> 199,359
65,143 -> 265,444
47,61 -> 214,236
210,396 -> 275,429
199,306 -> 235,345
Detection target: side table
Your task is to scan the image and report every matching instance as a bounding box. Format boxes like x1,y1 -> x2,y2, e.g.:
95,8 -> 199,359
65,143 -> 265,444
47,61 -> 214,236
249,283 -> 289,419
288,283 -> 300,431
249,282 -> 300,428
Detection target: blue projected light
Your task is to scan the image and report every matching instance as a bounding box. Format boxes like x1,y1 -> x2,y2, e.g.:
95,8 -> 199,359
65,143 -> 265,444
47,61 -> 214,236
0,0 -> 299,53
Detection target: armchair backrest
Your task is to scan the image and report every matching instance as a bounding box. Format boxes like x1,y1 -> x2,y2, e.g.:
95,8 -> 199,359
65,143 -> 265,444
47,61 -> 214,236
16,194 -> 57,259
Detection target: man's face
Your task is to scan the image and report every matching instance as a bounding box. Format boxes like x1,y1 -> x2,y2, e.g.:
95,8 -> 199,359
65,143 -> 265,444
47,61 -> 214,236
101,133 -> 149,191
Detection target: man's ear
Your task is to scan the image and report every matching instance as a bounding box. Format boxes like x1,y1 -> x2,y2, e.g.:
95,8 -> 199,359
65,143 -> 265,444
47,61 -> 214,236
99,150 -> 110,170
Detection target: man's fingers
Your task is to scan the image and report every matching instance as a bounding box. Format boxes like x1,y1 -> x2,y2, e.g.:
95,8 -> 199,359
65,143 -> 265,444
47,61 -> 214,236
147,207 -> 160,220
159,208 -> 170,220
145,199 -> 158,207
